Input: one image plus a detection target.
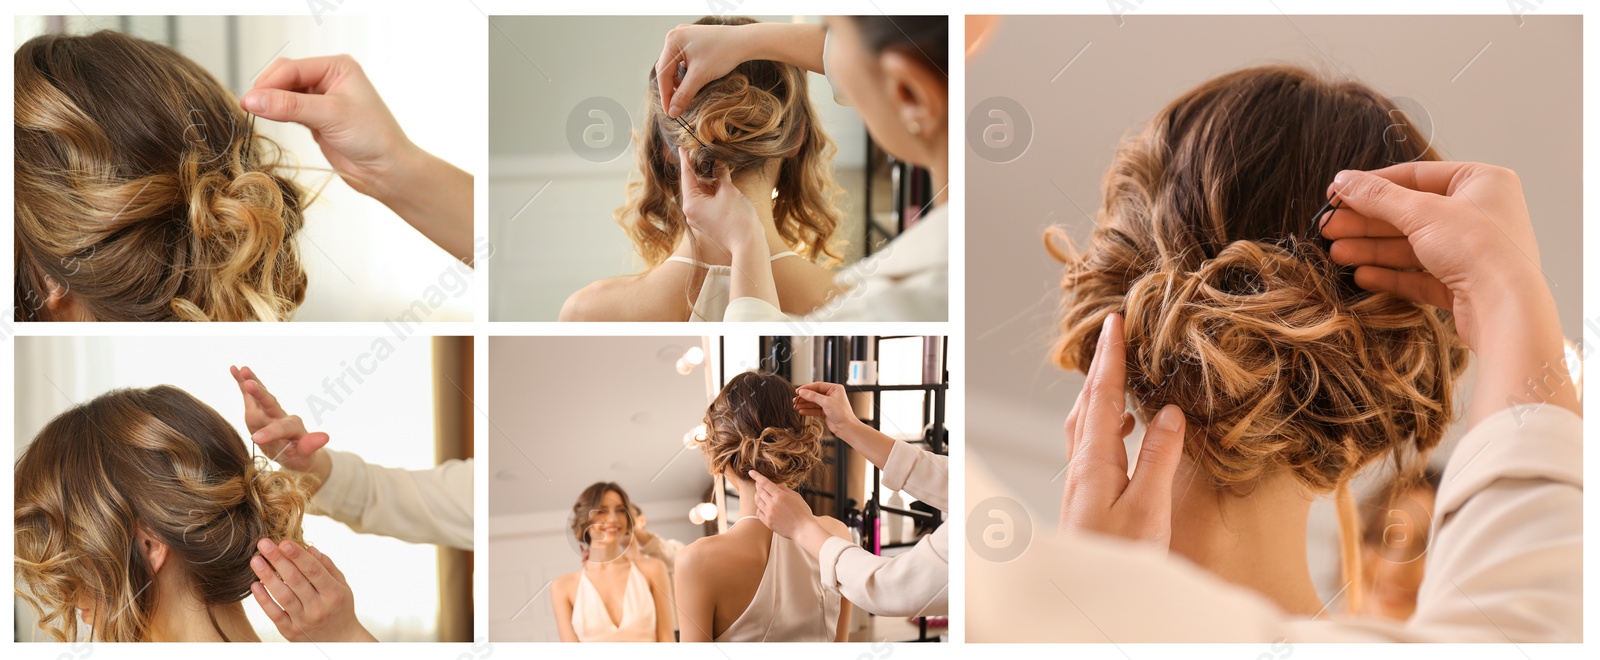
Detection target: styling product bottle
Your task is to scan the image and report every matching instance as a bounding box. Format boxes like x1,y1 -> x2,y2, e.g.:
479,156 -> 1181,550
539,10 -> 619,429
847,336 -> 876,420
886,491 -> 907,545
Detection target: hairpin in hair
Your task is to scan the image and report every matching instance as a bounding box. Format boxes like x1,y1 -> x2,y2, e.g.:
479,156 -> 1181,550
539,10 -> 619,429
671,114 -> 709,150
240,111 -> 257,166
1305,195 -> 1341,244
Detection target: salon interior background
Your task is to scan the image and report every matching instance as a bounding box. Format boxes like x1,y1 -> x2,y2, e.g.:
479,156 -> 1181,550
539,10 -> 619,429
13,14 -> 476,321
964,14 -> 1582,607
486,15 -> 869,321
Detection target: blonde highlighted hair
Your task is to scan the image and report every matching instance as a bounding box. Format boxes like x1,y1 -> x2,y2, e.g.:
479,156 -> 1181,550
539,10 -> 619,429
699,371 -> 823,489
14,386 -> 309,641
14,30 -> 309,321
619,15 -> 842,269
1047,66 -> 1469,610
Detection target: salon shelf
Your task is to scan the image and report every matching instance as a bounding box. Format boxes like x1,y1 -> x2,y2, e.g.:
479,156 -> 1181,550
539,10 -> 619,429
844,383 -> 948,392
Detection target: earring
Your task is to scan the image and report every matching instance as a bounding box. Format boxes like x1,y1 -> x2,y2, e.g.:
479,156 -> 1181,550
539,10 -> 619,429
907,120 -> 922,138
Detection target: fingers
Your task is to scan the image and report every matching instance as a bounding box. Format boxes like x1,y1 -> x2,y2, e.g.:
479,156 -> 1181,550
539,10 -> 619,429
240,88 -> 339,129
306,545 -> 347,583
655,38 -> 683,115
1078,313 -> 1131,477
250,55 -> 351,96
279,539 -> 338,595
251,415 -> 307,446
1126,405 -> 1187,510
1062,363 -> 1091,470
671,65 -> 712,118
258,539 -> 322,610
250,581 -> 293,634
1352,266 -> 1454,310
1329,237 -> 1426,270
251,544 -> 302,619
676,146 -> 699,198
1318,208 -> 1406,240
241,373 -> 286,418
1328,168 -> 1449,238
1359,161 -> 1483,197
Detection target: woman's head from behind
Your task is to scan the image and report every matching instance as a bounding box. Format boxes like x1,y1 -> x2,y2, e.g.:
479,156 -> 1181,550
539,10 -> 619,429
14,386 -> 308,641
15,30 -> 309,322
700,371 -> 822,489
1050,65 -> 1469,497
823,16 -> 948,168
623,15 -> 841,268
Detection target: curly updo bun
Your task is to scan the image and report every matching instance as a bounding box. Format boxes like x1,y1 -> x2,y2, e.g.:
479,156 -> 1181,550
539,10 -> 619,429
15,30 -> 309,322
700,371 -> 823,489
622,15 -> 842,268
1048,65 -> 1468,496
14,386 -> 309,642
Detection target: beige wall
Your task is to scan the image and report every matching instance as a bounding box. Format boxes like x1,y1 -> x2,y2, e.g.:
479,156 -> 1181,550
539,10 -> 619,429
966,14 -> 1581,601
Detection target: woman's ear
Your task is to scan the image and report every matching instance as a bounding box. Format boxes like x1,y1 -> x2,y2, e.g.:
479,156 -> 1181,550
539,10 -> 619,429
877,50 -> 947,146
133,527 -> 171,575
43,275 -> 68,311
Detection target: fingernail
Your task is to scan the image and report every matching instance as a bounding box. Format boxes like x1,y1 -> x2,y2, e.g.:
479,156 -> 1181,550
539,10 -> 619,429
281,540 -> 300,556
251,431 -> 264,442
241,91 -> 264,113
258,538 -> 276,553
1154,405 -> 1184,431
251,556 -> 266,572
1333,170 -> 1354,188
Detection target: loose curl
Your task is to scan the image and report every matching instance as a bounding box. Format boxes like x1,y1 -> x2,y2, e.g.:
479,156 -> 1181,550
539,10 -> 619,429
15,30 -> 310,322
700,371 -> 823,489
620,15 -> 842,269
1047,66 -> 1469,606
15,386 -> 309,642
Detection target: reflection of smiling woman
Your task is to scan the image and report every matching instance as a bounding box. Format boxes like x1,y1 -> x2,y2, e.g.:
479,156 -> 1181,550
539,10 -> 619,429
550,483 -> 673,642
14,386 -> 310,641
559,15 -> 844,322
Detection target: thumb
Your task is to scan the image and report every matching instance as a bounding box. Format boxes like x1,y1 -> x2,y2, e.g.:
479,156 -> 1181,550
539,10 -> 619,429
670,68 -> 711,118
298,432 -> 331,455
1329,169 -> 1432,237
795,388 -> 826,403
242,88 -> 337,130
1126,405 -> 1186,507
748,470 -> 772,487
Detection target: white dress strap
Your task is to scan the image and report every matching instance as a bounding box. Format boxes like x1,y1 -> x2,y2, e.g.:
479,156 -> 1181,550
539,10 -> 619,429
571,562 -> 656,642
670,251 -> 803,321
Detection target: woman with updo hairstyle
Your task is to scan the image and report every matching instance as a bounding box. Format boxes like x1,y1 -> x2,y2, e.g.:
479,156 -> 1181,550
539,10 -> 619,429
549,482 -> 673,642
1048,65 -> 1470,615
15,30 -> 309,321
674,371 -> 853,642
14,386 -> 311,641
560,15 -> 845,322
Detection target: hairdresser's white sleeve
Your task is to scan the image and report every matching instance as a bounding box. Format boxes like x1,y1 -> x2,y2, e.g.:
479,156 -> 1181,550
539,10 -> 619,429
724,207 -> 949,322
816,440 -> 950,616
311,450 -> 475,551
966,405 -> 1581,642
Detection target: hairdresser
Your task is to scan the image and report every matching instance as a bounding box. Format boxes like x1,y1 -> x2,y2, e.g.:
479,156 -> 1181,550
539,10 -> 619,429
1005,161 -> 1580,641
239,55 -> 474,265
228,365 -> 474,643
748,382 -> 948,617
660,17 -> 948,321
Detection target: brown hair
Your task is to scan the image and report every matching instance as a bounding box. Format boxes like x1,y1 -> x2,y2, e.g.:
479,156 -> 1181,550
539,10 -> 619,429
15,30 -> 309,322
700,371 -> 823,489
620,15 -> 842,269
1047,66 -> 1469,606
569,482 -> 636,547
14,386 -> 309,641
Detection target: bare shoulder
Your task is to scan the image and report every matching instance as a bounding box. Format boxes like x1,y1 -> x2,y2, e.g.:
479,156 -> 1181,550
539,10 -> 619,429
551,571 -> 580,601
814,515 -> 852,541
559,270 -> 692,321
636,555 -> 669,582
558,276 -> 636,321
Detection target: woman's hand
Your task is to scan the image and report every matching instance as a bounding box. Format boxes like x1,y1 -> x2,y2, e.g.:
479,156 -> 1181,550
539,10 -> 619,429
1059,313 -> 1188,549
250,539 -> 377,643
229,366 -> 332,484
656,22 -> 826,117
241,55 -> 409,197
240,56 -> 473,263
1325,162 -> 1579,422
748,471 -> 833,557
793,382 -> 862,437
677,147 -> 763,252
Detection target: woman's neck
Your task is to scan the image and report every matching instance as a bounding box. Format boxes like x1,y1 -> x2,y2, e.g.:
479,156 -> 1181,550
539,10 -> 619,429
142,595 -> 258,642
1168,460 -> 1324,616
670,175 -> 788,265
586,539 -> 629,566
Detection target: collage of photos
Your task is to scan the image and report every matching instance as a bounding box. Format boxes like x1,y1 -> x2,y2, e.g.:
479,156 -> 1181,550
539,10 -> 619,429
4,1 -> 1592,658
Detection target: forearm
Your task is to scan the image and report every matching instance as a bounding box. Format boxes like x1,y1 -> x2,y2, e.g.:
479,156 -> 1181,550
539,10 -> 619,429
371,143 -> 475,265
742,23 -> 826,75
728,236 -> 780,310
792,517 -> 834,560
1465,282 -> 1579,426
832,417 -> 895,469
303,451 -> 333,495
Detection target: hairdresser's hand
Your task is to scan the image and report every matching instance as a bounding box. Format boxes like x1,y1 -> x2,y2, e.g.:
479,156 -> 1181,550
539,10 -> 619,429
251,539 -> 377,643
657,22 -> 826,117
748,471 -> 833,557
793,382 -> 862,437
229,366 -> 333,487
677,147 -> 764,254
1059,313 -> 1187,549
241,56 -> 474,264
1325,162 -> 1578,422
